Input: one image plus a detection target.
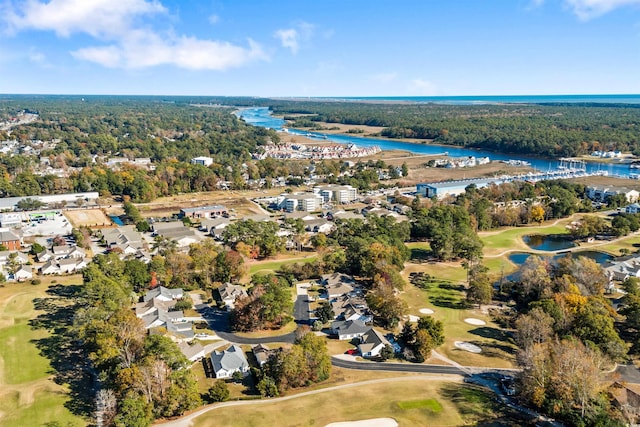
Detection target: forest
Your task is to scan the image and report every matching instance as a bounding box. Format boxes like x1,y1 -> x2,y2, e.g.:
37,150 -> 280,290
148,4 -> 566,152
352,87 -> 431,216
262,99 -> 640,158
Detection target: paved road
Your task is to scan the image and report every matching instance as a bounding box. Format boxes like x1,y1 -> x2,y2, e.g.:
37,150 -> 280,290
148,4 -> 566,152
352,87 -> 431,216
615,364 -> 640,384
331,356 -> 467,375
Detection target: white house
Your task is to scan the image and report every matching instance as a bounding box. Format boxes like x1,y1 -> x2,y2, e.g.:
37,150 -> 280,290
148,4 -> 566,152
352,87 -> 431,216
13,265 -> 33,281
210,345 -> 250,378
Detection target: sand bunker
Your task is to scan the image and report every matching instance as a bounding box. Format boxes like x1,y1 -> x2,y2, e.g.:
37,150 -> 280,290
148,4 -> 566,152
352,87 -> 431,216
454,341 -> 482,354
419,308 -> 434,314
326,419 -> 398,427
408,315 -> 420,322
464,318 -> 486,326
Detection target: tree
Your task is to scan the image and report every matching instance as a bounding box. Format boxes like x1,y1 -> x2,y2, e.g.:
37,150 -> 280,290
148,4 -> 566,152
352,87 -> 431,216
515,307 -> 554,349
315,302 -> 334,324
16,197 -> 44,211
95,389 -> 117,427
207,380 -> 230,403
530,205 -> 545,223
231,370 -> 244,383
467,273 -> 493,308
417,316 -> 445,347
401,162 -> 409,177
114,392 -> 153,427
30,241 -> 45,255
379,344 -> 395,361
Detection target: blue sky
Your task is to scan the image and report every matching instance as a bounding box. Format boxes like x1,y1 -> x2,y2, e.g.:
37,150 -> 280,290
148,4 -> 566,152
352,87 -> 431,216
0,0 -> 639,96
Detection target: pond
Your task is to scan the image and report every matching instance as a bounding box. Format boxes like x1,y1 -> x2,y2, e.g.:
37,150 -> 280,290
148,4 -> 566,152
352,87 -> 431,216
522,234 -> 575,251
109,215 -> 124,226
508,250 -> 614,267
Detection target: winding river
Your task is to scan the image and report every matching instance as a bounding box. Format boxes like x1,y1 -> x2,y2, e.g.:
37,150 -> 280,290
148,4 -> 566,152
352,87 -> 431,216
239,107 -> 635,178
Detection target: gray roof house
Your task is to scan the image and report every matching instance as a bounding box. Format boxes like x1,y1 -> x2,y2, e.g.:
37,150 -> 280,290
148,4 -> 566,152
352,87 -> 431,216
331,319 -> 369,341
252,344 -> 273,367
218,282 -> 248,309
210,345 -> 250,378
357,328 -> 391,358
143,286 -> 184,302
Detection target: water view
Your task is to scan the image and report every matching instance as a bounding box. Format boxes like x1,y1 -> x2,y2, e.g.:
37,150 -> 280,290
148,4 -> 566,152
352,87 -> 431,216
522,234 -> 576,251
508,250 -> 614,267
238,107 -> 635,178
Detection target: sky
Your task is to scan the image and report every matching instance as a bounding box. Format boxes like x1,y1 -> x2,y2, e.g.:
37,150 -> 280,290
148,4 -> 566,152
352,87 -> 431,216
0,0 -> 639,96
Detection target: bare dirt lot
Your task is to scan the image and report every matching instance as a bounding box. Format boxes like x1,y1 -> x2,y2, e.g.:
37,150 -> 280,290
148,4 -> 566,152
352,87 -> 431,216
64,209 -> 112,228
131,191 -> 276,219
567,175 -> 640,190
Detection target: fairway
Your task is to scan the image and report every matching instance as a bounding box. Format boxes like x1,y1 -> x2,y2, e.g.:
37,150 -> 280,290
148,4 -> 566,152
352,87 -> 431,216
0,278 -> 86,427
191,379 -> 500,427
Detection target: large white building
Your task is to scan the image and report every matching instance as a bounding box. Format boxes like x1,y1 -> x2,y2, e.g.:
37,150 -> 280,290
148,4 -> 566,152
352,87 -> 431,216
313,185 -> 358,204
190,156 -> 214,167
417,178 -> 508,199
280,192 -> 323,212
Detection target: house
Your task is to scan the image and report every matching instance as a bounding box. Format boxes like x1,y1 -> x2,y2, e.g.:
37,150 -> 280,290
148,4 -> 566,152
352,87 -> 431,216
604,254 -> 640,282
331,319 -> 369,341
36,250 -> 52,262
178,341 -> 205,362
627,203 -> 640,214
321,273 -> 355,288
252,344 -> 273,367
143,286 -> 184,302
587,186 -> 640,203
136,293 -> 194,339
153,222 -> 200,247
279,192 -> 323,212
52,245 -> 85,260
357,328 -> 391,358
13,265 -> 33,281
0,251 -> 29,264
200,217 -> 231,238
179,205 -> 228,219
304,218 -> 334,234
0,229 -> 21,251
210,345 -> 250,378
611,382 -> 640,425
217,282 -> 247,309
58,258 -> 87,274
102,227 -> 145,253
39,260 -> 59,275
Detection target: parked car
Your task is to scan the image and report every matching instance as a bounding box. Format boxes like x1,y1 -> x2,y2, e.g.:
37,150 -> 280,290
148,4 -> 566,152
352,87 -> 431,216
345,349 -> 358,355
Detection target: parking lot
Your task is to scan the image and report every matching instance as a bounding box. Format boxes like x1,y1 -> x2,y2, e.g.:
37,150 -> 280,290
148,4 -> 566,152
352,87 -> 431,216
20,211 -> 72,238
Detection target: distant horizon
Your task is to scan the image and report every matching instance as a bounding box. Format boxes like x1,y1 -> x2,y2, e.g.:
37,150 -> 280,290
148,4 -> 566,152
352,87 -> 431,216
1,93 -> 640,99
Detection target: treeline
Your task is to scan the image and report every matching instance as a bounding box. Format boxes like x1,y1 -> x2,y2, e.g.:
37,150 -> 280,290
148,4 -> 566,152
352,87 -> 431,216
262,100 -> 640,157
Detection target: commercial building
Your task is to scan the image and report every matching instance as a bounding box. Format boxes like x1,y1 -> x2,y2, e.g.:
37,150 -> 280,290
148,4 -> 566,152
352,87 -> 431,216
179,205 -> 228,219
280,192 -> 323,212
313,185 -> 358,204
190,156 -> 214,167
417,178 -> 508,199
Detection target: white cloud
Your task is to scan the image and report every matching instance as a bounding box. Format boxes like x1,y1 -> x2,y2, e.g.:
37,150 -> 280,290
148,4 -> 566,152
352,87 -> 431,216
3,0 -> 268,70
4,0 -> 166,38
72,30 -> 266,70
27,48 -> 52,67
564,0 -> 640,19
409,78 -> 438,96
208,14 -> 219,24
274,28 -> 299,53
274,21 -> 315,54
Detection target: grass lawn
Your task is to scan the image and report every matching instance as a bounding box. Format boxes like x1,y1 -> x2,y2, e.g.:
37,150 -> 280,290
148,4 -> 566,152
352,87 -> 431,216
248,255 -> 317,276
191,379 -> 505,427
480,222 -> 570,256
0,276 -> 86,427
400,263 -> 516,369
396,398 -> 443,412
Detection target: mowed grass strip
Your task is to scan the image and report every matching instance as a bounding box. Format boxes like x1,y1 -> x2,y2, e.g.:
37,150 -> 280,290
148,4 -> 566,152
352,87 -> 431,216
191,379 -> 489,427
396,398 -> 443,412
0,324 -> 52,385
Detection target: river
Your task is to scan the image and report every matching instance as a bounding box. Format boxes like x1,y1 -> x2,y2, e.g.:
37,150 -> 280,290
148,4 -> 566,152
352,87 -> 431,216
238,107 -> 635,178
